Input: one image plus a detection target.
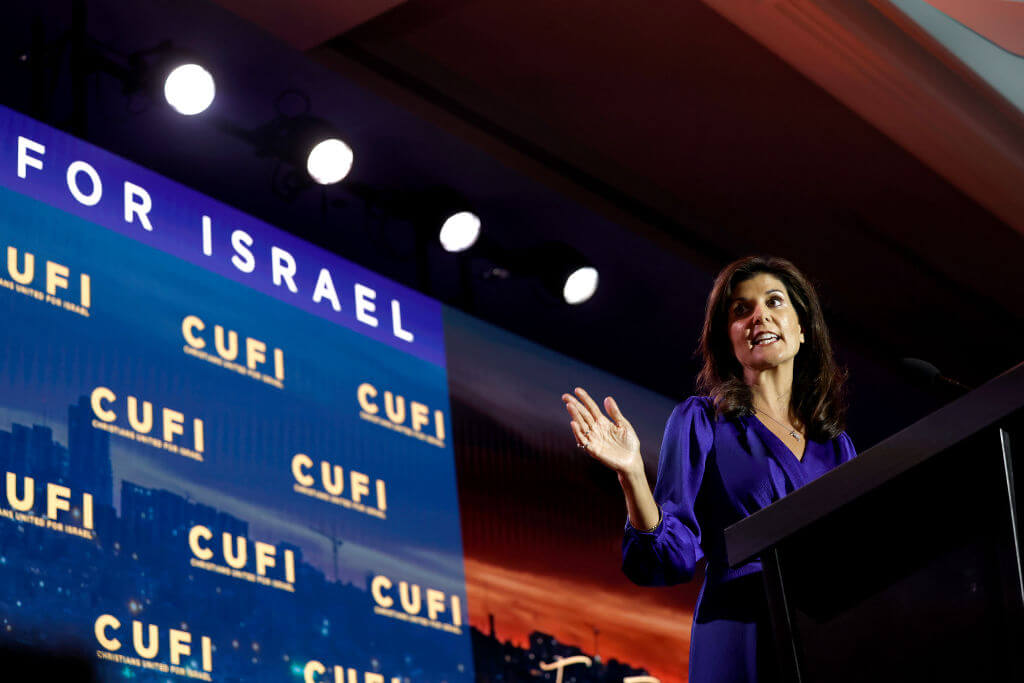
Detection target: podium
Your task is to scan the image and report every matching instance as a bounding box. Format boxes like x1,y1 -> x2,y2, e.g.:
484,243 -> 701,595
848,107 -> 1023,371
725,363 -> 1024,682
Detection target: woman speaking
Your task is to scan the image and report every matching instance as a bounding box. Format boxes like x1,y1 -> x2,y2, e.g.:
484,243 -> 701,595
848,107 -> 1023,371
562,256 -> 855,683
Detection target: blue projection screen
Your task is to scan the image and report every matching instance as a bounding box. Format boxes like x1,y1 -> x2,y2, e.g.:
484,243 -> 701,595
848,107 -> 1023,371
0,105 -> 471,683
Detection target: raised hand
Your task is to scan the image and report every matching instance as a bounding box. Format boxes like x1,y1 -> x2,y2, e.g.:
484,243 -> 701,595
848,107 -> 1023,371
562,387 -> 642,475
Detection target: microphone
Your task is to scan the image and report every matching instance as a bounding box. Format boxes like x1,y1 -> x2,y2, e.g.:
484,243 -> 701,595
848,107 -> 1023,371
901,358 -> 973,396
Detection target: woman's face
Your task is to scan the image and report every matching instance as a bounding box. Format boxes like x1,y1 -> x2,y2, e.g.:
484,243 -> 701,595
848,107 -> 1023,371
727,273 -> 804,373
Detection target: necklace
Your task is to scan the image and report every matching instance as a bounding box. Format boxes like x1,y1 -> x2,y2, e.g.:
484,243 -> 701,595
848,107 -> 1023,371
753,408 -> 801,441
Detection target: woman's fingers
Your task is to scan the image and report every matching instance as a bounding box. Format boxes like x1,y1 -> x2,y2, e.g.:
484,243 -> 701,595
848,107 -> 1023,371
564,389 -> 621,456
564,393 -> 597,432
574,387 -> 606,424
570,420 -> 590,450
564,396 -> 601,449
604,396 -> 630,429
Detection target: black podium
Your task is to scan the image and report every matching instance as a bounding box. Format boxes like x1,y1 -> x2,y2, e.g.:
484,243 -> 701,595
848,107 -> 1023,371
725,363 -> 1024,682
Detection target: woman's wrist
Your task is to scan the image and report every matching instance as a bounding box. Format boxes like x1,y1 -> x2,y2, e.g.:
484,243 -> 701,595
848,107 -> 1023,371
616,458 -> 647,486
615,455 -> 659,530
627,505 -> 662,533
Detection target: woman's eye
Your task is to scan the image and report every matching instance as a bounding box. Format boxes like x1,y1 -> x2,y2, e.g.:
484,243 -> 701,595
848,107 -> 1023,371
768,297 -> 783,307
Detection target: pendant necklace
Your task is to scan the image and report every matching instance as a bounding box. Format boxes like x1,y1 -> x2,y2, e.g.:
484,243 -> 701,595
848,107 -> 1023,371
754,408 -> 801,441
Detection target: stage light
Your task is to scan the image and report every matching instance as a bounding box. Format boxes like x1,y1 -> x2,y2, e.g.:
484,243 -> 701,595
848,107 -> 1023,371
162,63 -> 215,115
563,266 -> 599,304
64,37 -> 216,118
527,242 -> 598,305
439,211 -> 481,252
239,108 -> 355,197
306,138 -> 354,185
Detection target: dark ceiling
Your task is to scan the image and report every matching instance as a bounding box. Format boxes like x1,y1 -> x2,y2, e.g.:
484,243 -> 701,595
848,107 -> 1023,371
5,0 -> 1023,448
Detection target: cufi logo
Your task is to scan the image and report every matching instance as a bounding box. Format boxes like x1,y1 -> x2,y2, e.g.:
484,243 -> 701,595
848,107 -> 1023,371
94,614 -> 213,673
357,382 -> 446,447
181,315 -> 285,386
2,246 -> 91,316
290,454 -> 387,519
2,472 -> 93,529
370,575 -> 463,634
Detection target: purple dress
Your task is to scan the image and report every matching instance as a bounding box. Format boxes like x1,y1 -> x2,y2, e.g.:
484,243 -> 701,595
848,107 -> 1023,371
622,397 -> 856,683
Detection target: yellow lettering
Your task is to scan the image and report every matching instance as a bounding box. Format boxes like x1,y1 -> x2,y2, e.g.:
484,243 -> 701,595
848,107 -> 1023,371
357,383 -> 378,414
399,582 -> 421,615
350,471 -> 369,504
539,655 -> 593,683
371,575 -> 394,608
45,261 -> 69,295
284,548 -> 295,584
182,316 -> 206,349
305,660 -> 326,683
214,326 -> 238,361
255,541 -> 276,576
80,273 -> 91,308
426,588 -> 446,621
6,472 -> 33,511
452,595 -> 462,627
91,387 -> 116,422
201,635 -> 213,672
246,337 -> 266,370
7,247 -> 34,284
95,614 -> 121,651
132,621 -> 159,659
162,408 -> 184,444
83,491 -> 94,529
223,534 -> 247,569
189,525 -> 214,560
434,410 -> 446,441
46,484 -> 71,520
126,396 -> 153,434
321,462 -> 344,496
410,401 -> 429,432
193,418 -> 205,453
384,392 -> 405,424
292,454 -> 314,487
274,348 -> 285,381
169,629 -> 191,665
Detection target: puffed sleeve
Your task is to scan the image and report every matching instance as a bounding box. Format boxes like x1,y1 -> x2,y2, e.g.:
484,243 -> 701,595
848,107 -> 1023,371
836,431 -> 857,465
621,396 -> 715,586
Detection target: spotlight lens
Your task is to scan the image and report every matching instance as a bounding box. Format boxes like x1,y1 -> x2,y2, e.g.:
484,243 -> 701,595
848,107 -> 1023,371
307,138 -> 354,185
563,266 -> 598,305
439,211 -> 481,252
163,64 -> 215,116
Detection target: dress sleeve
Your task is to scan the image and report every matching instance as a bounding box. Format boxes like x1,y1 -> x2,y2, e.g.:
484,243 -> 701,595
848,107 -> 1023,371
836,431 -> 857,464
621,396 -> 715,586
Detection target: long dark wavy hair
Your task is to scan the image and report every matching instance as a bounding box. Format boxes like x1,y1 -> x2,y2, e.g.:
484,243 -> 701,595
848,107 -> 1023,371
695,255 -> 847,441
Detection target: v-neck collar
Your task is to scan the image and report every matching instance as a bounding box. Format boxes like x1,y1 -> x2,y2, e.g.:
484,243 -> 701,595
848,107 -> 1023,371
748,415 -> 814,490
750,413 -> 805,460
